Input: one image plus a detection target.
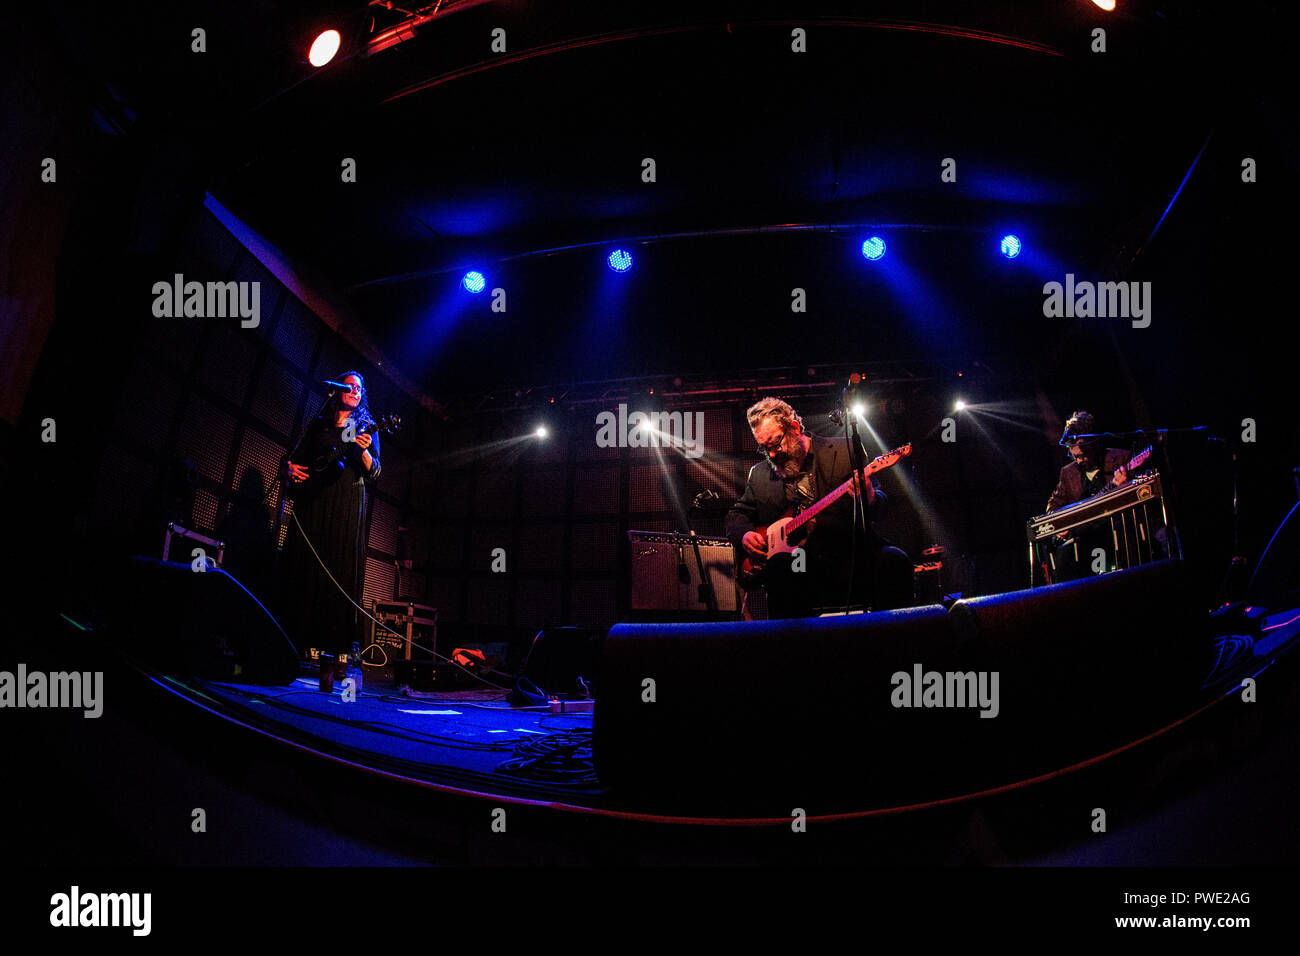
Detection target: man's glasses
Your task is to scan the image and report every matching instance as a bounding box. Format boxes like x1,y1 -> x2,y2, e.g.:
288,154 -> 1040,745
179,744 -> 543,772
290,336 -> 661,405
755,427 -> 788,456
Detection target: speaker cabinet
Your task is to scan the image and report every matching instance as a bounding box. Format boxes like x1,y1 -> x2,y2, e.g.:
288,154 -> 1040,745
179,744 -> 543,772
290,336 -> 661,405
96,557 -> 299,685
595,561 -> 1213,809
627,531 -> 738,617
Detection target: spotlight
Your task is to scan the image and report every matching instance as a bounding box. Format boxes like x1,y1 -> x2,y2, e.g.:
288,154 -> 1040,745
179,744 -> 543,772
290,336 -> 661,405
308,30 -> 341,67
608,249 -> 633,273
1000,235 -> 1022,259
954,399 -> 967,412
462,271 -> 486,293
852,402 -> 867,419
861,237 -> 886,261
535,426 -> 549,439
1091,0 -> 1116,10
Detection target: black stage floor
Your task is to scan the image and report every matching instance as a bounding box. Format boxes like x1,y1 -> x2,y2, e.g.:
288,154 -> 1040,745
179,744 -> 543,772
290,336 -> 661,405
10,596 -> 1300,866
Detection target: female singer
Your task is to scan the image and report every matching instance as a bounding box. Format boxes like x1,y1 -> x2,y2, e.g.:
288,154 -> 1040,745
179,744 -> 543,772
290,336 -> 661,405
279,372 -> 381,659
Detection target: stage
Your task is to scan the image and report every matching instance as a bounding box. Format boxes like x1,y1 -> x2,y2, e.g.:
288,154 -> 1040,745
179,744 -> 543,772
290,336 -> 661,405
18,556 -> 1300,867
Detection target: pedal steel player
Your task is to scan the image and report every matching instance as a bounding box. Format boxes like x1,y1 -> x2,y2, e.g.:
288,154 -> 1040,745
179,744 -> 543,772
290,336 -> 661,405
1044,410 -> 1130,581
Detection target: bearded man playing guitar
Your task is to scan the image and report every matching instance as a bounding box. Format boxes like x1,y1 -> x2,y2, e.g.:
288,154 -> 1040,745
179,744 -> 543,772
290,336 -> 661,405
725,397 -> 913,619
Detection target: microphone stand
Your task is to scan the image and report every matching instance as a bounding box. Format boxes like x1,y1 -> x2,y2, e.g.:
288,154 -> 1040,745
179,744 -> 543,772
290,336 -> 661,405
686,493 -> 719,614
841,382 -> 872,610
1067,425 -> 1214,564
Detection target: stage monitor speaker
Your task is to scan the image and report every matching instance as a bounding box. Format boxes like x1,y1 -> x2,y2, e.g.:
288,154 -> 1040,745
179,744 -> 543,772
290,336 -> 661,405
944,559 -> 1212,779
596,561 -> 1217,810
97,557 -> 299,685
628,531 -> 738,614
521,626 -> 605,698
595,606 -> 964,808
1249,500 -> 1300,610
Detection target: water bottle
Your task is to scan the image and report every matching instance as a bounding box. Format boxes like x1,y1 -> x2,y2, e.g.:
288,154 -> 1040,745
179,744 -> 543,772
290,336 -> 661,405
347,642 -> 363,695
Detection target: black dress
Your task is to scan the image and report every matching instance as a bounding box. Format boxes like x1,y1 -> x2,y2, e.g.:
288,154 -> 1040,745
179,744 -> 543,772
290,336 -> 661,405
278,414 -> 381,657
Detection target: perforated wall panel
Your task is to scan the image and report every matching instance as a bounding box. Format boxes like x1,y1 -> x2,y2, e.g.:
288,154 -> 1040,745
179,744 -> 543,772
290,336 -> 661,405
377,439 -> 409,500
175,397 -> 236,484
112,357 -> 182,455
573,465 -> 619,514
192,488 -> 219,534
197,326 -> 258,404
467,578 -> 510,626
272,298 -> 320,372
516,580 -> 563,627
521,467 -> 567,516
233,429 -> 286,505
430,523 -> 466,570
469,524 -> 513,570
629,464 -> 669,513
571,522 -> 618,571
435,472 -> 471,518
91,446 -> 157,532
516,523 -> 564,571
250,360 -> 303,438
427,576 -> 463,622
472,470 -> 516,518
569,580 -> 616,628
230,255 -> 280,343
410,462 -> 436,509
313,335 -> 359,384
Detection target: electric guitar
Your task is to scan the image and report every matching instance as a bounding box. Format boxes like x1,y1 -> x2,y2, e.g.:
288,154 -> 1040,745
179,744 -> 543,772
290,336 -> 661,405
1117,445 -> 1152,479
1059,445 -> 1153,510
736,443 -> 912,590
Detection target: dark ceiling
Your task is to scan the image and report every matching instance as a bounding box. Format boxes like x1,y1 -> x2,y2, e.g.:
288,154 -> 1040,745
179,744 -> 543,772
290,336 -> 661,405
41,0 -> 1295,397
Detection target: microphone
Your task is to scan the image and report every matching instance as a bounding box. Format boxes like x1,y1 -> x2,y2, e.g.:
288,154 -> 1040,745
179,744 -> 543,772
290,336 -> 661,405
690,489 -> 719,510
322,379 -> 355,391
839,373 -> 865,429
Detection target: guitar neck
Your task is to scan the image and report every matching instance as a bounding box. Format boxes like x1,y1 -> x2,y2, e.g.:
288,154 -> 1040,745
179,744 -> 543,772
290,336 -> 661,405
786,446 -> 908,534
1126,446 -> 1152,472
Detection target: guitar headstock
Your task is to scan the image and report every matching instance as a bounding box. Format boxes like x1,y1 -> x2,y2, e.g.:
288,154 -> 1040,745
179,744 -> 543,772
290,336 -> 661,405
874,443 -> 912,466
374,413 -> 402,435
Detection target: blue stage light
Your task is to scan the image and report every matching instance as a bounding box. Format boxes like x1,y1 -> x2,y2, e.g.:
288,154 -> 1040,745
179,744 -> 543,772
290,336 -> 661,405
462,271 -> 486,293
608,249 -> 633,273
1000,235 -> 1022,259
861,237 -> 886,261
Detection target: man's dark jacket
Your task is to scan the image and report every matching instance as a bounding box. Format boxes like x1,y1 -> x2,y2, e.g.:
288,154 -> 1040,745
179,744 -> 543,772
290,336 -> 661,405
1045,448 -> 1131,513
725,435 -> 888,560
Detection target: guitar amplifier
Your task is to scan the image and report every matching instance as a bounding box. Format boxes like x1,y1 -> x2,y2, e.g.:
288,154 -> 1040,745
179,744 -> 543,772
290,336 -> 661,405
368,600 -> 437,668
627,530 -> 739,615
